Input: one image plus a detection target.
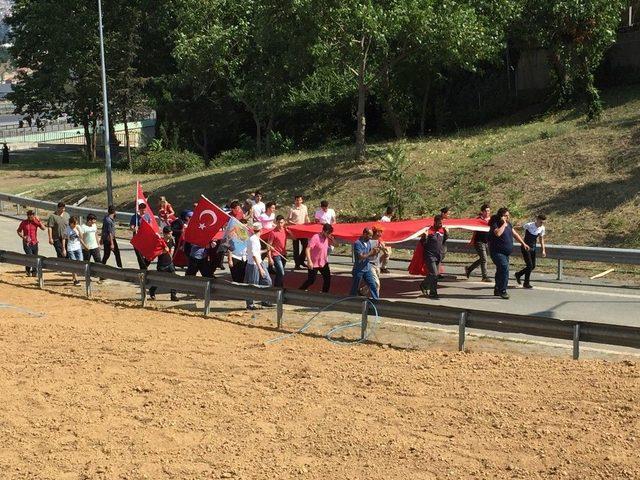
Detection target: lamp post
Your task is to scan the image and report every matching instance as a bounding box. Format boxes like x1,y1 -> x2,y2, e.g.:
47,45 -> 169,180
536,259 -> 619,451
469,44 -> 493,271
97,0 -> 114,207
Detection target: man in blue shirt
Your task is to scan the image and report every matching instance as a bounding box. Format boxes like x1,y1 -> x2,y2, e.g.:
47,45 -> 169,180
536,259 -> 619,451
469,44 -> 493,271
129,202 -> 152,269
349,228 -> 380,300
488,207 -> 529,299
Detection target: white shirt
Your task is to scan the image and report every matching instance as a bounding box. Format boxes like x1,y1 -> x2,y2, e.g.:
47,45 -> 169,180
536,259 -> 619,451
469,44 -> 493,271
246,234 -> 262,265
523,222 -> 546,237
380,215 -> 392,223
259,212 -> 275,229
251,201 -> 265,221
314,208 -> 336,224
79,224 -> 99,250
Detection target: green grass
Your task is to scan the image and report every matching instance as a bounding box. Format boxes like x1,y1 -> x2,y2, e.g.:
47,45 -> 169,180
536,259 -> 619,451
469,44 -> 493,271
2,83 -> 640,248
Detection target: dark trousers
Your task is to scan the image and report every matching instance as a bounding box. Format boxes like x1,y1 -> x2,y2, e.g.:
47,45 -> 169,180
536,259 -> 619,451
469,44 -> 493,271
516,247 -> 537,286
293,238 -> 308,267
186,256 -> 211,278
134,247 -> 151,270
300,263 -> 331,293
467,242 -> 489,278
22,242 -> 38,274
101,238 -> 123,268
490,252 -> 510,294
420,256 -> 440,295
273,256 -> 286,287
350,269 -> 379,300
230,259 -> 247,283
149,263 -> 177,298
83,248 -> 101,262
52,239 -> 65,258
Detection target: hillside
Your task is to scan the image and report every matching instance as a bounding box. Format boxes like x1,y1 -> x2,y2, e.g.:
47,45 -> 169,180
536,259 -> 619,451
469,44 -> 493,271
1,84 -> 640,248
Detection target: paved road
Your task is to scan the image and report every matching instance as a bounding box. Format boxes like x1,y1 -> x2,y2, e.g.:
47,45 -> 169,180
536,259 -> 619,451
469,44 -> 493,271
1,216 -> 639,331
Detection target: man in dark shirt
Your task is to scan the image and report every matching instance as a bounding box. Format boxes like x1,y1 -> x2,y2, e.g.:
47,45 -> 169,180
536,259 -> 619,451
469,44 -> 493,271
46,202 -> 70,258
149,226 -> 178,301
488,207 -> 529,299
420,214 -> 446,299
130,203 -> 153,270
100,206 -> 122,268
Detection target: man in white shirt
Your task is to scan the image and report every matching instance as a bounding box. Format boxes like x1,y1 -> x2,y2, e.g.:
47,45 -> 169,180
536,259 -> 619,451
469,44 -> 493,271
251,191 -> 265,222
314,200 -> 336,225
515,214 -> 547,289
380,206 -> 394,223
243,222 -> 272,310
258,202 -> 276,229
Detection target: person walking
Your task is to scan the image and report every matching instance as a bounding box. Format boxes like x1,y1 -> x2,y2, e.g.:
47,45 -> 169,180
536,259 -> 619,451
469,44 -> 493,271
349,228 -> 380,300
16,210 -> 45,276
80,214 -> 101,263
130,202 -> 153,270
419,214 -> 446,299
185,242 -> 213,278
258,202 -> 276,229
437,206 -> 451,279
287,194 -> 310,269
515,214 -> 547,289
380,206 -> 394,223
100,206 -> 122,268
227,234 -> 248,283
158,196 -> 175,227
314,200 -> 337,225
63,216 -> 87,286
244,222 -> 273,310
488,207 -> 529,299
46,202 -> 70,259
464,203 -> 492,282
299,223 -> 334,293
267,215 -> 288,287
149,226 -> 178,301
250,191 -> 265,222
379,207 -> 394,272
2,143 -> 9,165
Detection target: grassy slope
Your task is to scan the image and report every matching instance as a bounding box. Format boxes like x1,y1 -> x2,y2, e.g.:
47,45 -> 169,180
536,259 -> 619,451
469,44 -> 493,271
2,84 -> 639,248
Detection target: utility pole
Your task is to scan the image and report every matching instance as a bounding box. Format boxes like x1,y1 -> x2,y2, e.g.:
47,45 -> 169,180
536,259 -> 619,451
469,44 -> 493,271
98,0 -> 114,207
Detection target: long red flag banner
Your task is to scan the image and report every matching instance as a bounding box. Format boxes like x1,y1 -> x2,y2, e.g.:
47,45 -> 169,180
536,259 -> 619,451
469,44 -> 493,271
286,217 -> 488,244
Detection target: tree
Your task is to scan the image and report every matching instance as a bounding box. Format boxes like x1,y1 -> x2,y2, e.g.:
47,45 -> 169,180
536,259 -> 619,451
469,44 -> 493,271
520,0 -> 625,120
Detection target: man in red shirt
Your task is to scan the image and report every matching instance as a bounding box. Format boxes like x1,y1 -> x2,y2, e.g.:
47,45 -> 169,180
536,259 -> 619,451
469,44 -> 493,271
16,210 -> 45,276
267,215 -> 288,287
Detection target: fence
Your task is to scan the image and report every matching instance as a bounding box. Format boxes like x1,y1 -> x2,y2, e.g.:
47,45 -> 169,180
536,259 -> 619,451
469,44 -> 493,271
1,250 -> 638,359
3,192 -> 640,280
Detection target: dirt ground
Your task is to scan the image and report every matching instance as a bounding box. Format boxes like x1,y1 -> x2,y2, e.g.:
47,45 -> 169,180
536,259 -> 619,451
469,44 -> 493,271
0,271 -> 638,480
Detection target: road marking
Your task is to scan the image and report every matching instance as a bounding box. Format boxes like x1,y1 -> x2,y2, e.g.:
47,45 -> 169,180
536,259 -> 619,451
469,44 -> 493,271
465,281 -> 640,299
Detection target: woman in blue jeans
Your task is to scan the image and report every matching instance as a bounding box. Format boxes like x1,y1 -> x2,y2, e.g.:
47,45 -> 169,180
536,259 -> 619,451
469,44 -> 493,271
488,208 -> 530,299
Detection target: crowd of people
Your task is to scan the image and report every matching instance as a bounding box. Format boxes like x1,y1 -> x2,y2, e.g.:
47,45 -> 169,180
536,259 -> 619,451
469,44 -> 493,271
15,192 -> 547,307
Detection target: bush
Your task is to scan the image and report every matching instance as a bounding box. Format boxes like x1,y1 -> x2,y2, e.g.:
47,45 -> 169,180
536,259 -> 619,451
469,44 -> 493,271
210,148 -> 255,167
131,149 -> 204,174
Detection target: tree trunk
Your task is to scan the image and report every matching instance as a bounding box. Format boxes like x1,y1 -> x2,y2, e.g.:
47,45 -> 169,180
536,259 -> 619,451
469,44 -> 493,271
355,36 -> 371,162
191,127 -> 210,166
382,61 -> 404,139
108,120 -> 120,162
123,113 -> 132,170
265,117 -> 273,156
91,118 -> 98,162
82,117 -> 92,161
419,78 -> 432,137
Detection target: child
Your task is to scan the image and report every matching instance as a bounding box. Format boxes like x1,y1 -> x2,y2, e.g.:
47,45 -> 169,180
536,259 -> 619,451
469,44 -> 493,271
149,226 -> 178,301
63,216 -> 87,286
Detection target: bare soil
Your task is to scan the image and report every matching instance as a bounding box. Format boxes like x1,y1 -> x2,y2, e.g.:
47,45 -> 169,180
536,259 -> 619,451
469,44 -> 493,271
0,271 -> 638,480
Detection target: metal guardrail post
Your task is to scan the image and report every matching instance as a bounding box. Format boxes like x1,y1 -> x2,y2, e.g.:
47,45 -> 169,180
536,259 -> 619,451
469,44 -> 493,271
458,311 -> 468,352
138,272 -> 146,307
360,301 -> 369,340
276,290 -> 284,329
203,280 -> 211,316
84,263 -> 92,298
573,324 -> 580,360
36,257 -> 44,289
557,259 -> 564,280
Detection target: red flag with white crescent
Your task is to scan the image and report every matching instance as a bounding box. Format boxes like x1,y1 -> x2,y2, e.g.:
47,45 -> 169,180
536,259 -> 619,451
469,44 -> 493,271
136,181 -> 160,233
183,195 -> 230,247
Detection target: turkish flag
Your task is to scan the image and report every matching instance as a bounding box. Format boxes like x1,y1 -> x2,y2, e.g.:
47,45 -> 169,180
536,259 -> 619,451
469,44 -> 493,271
183,195 -> 230,247
130,219 -> 167,261
136,181 -> 160,233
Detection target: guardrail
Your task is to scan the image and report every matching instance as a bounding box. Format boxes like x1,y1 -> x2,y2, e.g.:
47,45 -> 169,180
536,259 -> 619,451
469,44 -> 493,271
3,192 -> 640,280
1,250 -> 638,359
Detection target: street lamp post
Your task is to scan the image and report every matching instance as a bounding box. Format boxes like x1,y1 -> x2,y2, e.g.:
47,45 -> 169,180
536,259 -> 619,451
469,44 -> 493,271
97,0 -> 114,207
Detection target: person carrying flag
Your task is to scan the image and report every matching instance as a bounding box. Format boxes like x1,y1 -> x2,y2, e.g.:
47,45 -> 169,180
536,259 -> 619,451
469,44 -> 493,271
266,215 -> 288,287
420,214 -> 446,299
148,226 -> 179,302
244,222 -> 273,310
130,202 -> 153,270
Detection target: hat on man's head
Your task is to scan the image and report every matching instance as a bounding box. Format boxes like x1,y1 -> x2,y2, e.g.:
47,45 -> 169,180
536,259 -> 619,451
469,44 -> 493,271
252,222 -> 262,231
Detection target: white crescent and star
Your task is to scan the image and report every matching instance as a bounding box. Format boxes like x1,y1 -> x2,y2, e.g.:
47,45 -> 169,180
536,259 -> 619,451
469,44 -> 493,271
198,209 -> 218,230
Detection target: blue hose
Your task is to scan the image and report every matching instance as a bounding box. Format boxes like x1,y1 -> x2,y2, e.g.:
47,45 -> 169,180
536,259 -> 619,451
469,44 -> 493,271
265,296 -> 380,345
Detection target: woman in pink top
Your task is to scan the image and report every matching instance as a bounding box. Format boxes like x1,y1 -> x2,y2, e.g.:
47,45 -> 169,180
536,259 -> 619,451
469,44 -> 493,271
299,223 -> 334,293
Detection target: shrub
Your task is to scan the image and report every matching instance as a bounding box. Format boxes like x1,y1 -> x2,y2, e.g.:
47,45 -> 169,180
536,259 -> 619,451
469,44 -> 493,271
211,148 -> 255,167
131,149 -> 204,174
